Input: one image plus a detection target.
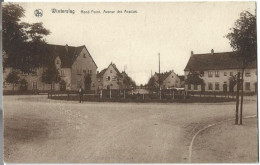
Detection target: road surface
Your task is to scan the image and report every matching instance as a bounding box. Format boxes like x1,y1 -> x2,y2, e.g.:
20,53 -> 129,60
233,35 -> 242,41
3,95 -> 257,163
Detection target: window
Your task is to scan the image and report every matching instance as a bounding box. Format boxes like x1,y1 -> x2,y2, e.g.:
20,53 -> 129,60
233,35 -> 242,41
31,68 -> 37,75
215,71 -> 219,77
245,70 -> 251,77
110,70 -> 112,73
208,71 -> 213,78
215,82 -> 220,90
188,84 -> 191,90
32,82 -> 37,89
22,71 -> 29,75
224,72 -> 227,76
89,70 -> 92,74
245,82 -> 251,91
194,85 -> 198,90
107,76 -> 111,81
208,83 -> 213,90
230,72 -> 233,76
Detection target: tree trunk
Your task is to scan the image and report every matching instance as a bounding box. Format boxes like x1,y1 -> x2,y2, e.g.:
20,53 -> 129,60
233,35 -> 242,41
240,67 -> 245,125
235,72 -> 240,125
12,84 -> 15,91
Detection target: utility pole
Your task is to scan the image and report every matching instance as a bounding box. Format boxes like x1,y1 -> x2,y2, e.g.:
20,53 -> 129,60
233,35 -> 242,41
159,53 -> 161,100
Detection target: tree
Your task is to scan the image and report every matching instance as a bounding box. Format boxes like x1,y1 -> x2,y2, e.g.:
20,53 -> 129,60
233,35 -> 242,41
6,70 -> 20,90
229,75 -> 237,92
42,64 -> 61,90
19,78 -> 28,91
185,71 -> 204,90
84,74 -> 92,91
226,11 -> 257,125
2,3 -> 51,73
123,74 -> 136,89
147,77 -> 157,91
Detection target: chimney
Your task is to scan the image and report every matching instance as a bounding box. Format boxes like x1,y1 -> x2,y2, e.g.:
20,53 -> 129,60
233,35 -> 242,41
65,44 -> 68,52
211,49 -> 214,55
191,51 -> 194,56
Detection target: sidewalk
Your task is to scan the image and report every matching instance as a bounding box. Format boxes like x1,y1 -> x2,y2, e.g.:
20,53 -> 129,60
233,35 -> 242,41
191,117 -> 258,163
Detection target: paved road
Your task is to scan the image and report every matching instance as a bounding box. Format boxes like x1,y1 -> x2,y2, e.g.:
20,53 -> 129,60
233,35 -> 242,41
3,95 -> 257,163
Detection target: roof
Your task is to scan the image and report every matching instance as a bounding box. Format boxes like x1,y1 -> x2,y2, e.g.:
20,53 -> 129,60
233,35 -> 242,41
155,71 -> 173,82
46,44 -> 97,68
97,68 -> 107,78
97,62 -> 123,78
184,51 -> 257,71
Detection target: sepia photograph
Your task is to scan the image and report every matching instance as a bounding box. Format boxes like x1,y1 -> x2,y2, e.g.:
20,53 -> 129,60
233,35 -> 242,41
2,1 -> 258,163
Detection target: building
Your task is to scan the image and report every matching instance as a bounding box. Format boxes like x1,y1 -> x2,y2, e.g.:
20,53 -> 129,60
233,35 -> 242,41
184,49 -> 257,93
152,70 -> 181,89
97,62 -> 123,90
3,44 -> 98,91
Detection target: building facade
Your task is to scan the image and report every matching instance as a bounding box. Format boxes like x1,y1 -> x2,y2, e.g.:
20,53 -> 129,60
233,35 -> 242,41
3,44 -> 98,91
152,70 -> 181,89
97,63 -> 123,90
184,50 -> 257,93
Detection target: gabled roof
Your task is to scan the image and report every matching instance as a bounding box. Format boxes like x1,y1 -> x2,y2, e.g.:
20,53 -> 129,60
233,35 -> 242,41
46,44 -> 97,68
155,71 -> 174,82
184,51 -> 257,71
97,68 -> 107,78
97,62 -> 123,78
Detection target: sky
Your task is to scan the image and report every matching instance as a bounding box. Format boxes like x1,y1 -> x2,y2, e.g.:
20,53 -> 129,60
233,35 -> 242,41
10,2 -> 256,85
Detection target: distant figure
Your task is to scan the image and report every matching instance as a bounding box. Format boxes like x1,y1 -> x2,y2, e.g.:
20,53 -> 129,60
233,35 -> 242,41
79,86 -> 83,103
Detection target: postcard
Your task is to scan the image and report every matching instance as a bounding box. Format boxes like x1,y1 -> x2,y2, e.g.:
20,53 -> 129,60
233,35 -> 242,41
2,2 -> 257,163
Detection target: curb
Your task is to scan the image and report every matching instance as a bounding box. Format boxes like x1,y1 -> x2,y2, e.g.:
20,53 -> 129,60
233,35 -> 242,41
188,115 -> 257,163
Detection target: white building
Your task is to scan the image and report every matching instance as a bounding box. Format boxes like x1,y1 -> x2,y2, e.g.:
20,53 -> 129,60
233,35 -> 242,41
97,62 -> 123,90
3,44 -> 98,91
153,70 -> 181,89
184,49 -> 257,93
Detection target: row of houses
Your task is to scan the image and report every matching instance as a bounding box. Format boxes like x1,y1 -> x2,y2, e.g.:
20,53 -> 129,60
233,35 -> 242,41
3,44 -> 135,92
146,49 -> 256,94
184,49 -> 257,93
3,44 -> 257,93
